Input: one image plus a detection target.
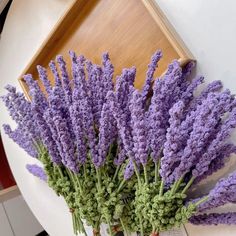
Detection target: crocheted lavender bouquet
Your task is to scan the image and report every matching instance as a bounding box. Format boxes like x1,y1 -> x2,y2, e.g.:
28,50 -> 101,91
2,50 -> 236,236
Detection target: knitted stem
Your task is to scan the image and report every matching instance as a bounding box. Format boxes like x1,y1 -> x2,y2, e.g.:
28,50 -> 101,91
182,176 -> 195,194
144,165 -> 148,184
170,175 -> 184,196
194,196 -> 209,207
159,180 -> 164,197
72,212 -> 77,235
154,161 -> 160,183
112,165 -> 120,182
117,178 -> 126,192
139,215 -> 144,236
132,160 -> 141,186
120,217 -> 129,236
96,168 -> 102,191
83,164 -> 87,182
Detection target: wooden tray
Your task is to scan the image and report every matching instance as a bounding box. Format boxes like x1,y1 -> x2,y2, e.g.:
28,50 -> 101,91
18,0 -> 193,96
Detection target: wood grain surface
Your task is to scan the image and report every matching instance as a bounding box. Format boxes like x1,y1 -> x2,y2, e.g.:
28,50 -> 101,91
19,0 -> 193,95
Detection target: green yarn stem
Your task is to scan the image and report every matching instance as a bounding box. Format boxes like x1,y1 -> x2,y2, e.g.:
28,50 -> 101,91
120,217 -> 129,236
79,217 -> 88,236
112,165 -> 120,182
132,160 -> 141,186
117,179 -> 126,192
75,174 -> 83,193
170,175 -> 184,196
181,176 -> 195,194
144,165 -> 148,184
83,164 -> 87,182
194,196 -> 209,207
154,161 -> 160,183
139,215 -> 144,236
72,213 -> 78,235
159,180 -> 164,197
96,168 -> 102,191
107,220 -> 113,236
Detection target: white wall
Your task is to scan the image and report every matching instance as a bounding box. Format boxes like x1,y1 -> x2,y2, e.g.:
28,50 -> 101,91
156,0 -> 236,235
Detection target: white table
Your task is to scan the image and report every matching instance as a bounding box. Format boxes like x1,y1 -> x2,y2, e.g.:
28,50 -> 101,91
1,1 -> 236,236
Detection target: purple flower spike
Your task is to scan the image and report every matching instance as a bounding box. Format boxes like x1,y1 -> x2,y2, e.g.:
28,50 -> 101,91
194,143 -> 236,183
161,101 -> 185,180
102,52 -> 114,92
26,164 -> 47,181
142,50 -> 162,102
190,212 -> 236,225
114,138 -> 126,166
97,99 -> 117,167
148,60 -> 182,163
169,91 -> 235,182
49,60 -> 62,88
188,80 -> 223,112
180,76 -> 204,105
23,74 -> 48,112
130,90 -> 148,166
3,124 -> 38,158
124,159 -> 135,180
56,55 -> 72,105
197,171 -> 236,212
37,65 -> 52,95
107,91 -> 134,161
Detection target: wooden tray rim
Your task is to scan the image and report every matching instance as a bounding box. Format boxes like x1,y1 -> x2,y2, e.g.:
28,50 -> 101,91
18,0 -> 194,96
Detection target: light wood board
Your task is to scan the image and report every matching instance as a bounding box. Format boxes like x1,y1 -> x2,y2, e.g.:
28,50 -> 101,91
18,0 -> 194,95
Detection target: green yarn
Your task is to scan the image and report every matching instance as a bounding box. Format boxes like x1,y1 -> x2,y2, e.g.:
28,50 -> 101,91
38,146 -> 199,236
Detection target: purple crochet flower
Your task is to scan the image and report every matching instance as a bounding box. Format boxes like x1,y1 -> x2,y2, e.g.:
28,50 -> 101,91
169,91 -> 235,182
130,89 -> 148,165
56,55 -> 72,106
180,76 -> 204,105
26,164 -> 47,181
114,137 -> 126,166
107,91 -> 134,160
197,171 -> 236,212
124,159 -> 135,180
160,101 -> 185,180
194,143 -> 236,183
102,52 -> 114,93
2,85 -> 39,142
3,124 -> 38,158
187,80 -> 223,113
148,60 -> 182,163
142,50 -> 162,102
48,86 -> 75,168
97,99 -> 117,167
193,105 -> 236,178
23,74 -> 48,113
37,65 -> 52,95
190,213 -> 236,225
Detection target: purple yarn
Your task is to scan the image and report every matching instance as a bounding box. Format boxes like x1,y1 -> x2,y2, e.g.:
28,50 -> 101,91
130,90 -> 148,165
124,159 -> 135,180
193,105 -> 236,178
161,101 -> 185,180
37,65 -> 52,95
114,137 -> 126,166
56,55 -> 72,106
198,171 -> 236,212
142,50 -> 162,102
148,60 -> 182,163
3,124 -> 38,158
26,164 -> 47,181
169,91 -> 235,182
190,212 -> 236,225
194,143 -> 236,183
